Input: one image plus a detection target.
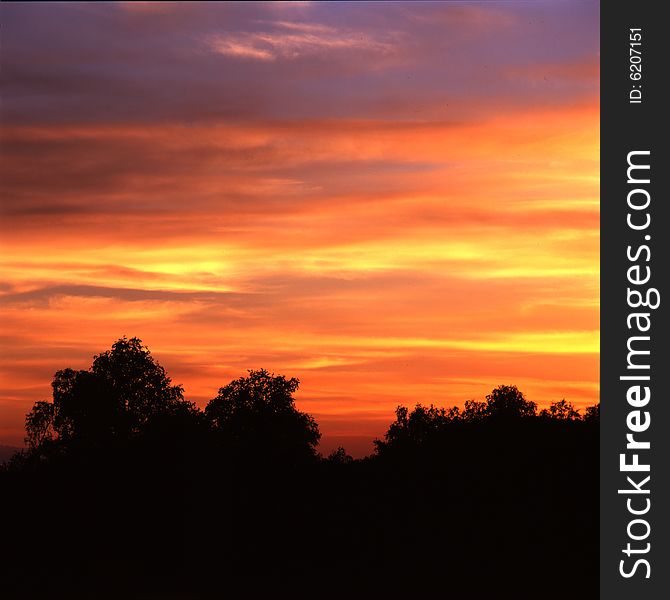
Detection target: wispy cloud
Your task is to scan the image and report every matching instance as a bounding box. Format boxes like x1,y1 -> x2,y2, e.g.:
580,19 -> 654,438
206,20 -> 397,61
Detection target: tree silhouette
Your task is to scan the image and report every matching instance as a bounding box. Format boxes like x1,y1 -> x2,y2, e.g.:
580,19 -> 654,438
325,446 -> 354,465
91,337 -> 189,429
484,384 -> 537,419
50,368 -> 121,442
373,385 -> 594,457
374,403 -> 459,453
204,369 -> 320,463
539,399 -> 581,421
583,403 -> 600,422
24,400 -> 55,449
462,398 -> 488,421
25,337 -> 195,449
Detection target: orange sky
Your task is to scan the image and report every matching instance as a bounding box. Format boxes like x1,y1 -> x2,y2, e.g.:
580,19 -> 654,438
0,2 -> 599,456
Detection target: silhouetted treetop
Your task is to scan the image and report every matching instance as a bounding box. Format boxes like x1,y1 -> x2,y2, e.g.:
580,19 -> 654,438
91,337 -> 187,425
376,404 -> 458,450
583,403 -> 600,422
325,446 -> 354,465
204,369 -> 321,461
539,399 -> 581,421
24,400 -> 55,449
25,337 -> 194,448
457,386 -> 538,423
462,399 -> 488,421
484,385 -> 537,419
375,386 -> 599,455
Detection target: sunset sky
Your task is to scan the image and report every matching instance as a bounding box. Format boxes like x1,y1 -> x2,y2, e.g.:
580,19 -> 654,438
0,1 -> 599,456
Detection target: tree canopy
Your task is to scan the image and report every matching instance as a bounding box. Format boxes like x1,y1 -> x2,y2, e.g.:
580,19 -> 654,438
204,369 -> 321,462
25,337 -> 193,448
484,384 -> 537,419
374,388 -> 597,455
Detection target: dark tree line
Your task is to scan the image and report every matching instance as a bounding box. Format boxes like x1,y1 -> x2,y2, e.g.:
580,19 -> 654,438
2,338 -> 599,599
17,338 -> 319,466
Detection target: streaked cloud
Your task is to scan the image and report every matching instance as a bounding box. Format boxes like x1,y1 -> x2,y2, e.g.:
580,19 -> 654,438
206,20 -> 397,61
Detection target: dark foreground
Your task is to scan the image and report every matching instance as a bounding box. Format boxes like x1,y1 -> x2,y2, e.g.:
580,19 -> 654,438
2,419 -> 597,599
1,340 -> 598,598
